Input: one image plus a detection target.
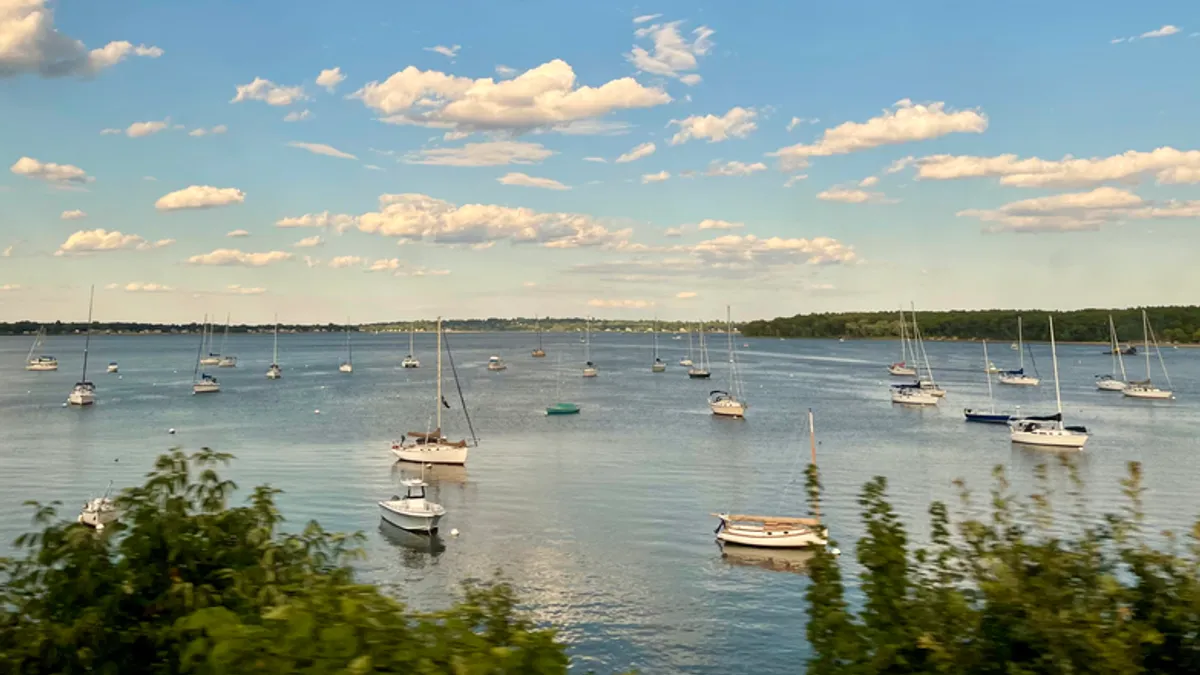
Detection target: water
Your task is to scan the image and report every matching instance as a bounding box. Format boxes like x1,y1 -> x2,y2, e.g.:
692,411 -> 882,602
2,331 -> 1199,673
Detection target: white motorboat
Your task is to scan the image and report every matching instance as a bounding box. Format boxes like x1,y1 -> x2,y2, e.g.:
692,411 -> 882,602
998,316 -> 1040,386
487,355 -> 507,371
582,317 -> 598,377
1123,310 -> 1174,400
106,362 -> 118,373
339,321 -> 353,373
1009,316 -> 1088,449
390,317 -> 476,465
888,307 -> 918,376
266,316 -> 282,379
378,478 -> 446,534
1096,315 -> 1127,391
67,286 -> 96,407
25,327 -> 58,371
77,484 -> 118,530
708,306 -> 747,418
402,325 -> 420,368
890,383 -> 939,406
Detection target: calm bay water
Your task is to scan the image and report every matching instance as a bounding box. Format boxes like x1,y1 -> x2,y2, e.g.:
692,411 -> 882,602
2,331 -> 1199,673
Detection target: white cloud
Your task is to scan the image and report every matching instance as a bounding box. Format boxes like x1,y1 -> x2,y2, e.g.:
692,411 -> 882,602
676,291 -> 697,299
187,249 -> 293,266
283,109 -> 312,122
399,266 -> 450,277
633,13 -> 662,24
664,227 -> 685,237
443,130 -> 471,141
155,185 -> 245,211
424,44 -> 461,59
783,175 -> 808,188
627,20 -> 713,84
368,258 -> 401,272
955,186 -> 1200,233
2,245 -> 12,257
188,124 -> 228,137
56,229 -> 173,255
816,188 -> 893,204
616,141 -> 656,163
706,160 -> 767,177
316,67 -> 345,92
0,284 -> 22,291
1111,37 -> 1127,44
583,156 -> 607,163
916,146 -> 1200,188
1140,25 -> 1181,39
121,119 -> 169,138
100,128 -> 121,135
787,117 -> 818,131
771,100 -> 988,170
696,219 -> 744,230
405,140 -> 553,166
670,107 -> 757,145
226,284 -> 266,295
497,172 -> 571,190
353,59 -> 670,133
60,209 -> 86,220
859,176 -> 880,187
886,156 -> 916,174
355,192 -> 633,249
589,298 -> 654,309
226,229 -> 250,237
112,282 -> 174,293
364,164 -> 384,171
641,170 -> 670,183
294,235 -> 324,248
287,141 -> 357,160
276,211 -> 358,232
230,77 -> 307,106
495,64 -> 516,77
10,156 -> 93,184
0,0 -> 162,78
329,255 -> 365,268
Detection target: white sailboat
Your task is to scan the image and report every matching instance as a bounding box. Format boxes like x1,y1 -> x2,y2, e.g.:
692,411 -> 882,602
1009,316 -> 1088,449
1096,314 -> 1128,391
910,305 -> 945,397
198,319 -> 220,366
680,327 -> 695,367
487,355 -> 508,371
339,322 -> 353,373
77,481 -> 118,530
25,327 -> 58,371
998,316 -> 1040,386
379,478 -> 445,534
192,313 -> 220,394
582,317 -> 597,378
67,286 -> 96,406
887,308 -> 917,376
390,317 -> 474,465
651,317 -> 666,372
217,313 -> 237,367
1123,310 -> 1174,400
709,306 -> 747,418
531,316 -> 546,358
402,325 -> 420,368
266,316 -> 282,379
689,322 -> 711,378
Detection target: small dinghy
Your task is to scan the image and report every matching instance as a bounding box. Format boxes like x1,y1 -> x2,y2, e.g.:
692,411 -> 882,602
106,362 -> 118,373
378,478 -> 445,534
78,482 -> 118,530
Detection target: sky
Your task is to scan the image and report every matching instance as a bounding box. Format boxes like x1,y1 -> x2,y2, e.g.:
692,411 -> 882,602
2,0 -> 1199,324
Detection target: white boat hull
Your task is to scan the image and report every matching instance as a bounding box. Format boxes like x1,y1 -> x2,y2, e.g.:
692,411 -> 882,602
402,361 -> 420,369
106,365 -> 118,373
888,365 -> 917,376
891,389 -> 938,406
193,382 -> 221,394
717,525 -> 826,549
266,367 -> 281,379
1010,428 -> 1088,449
710,400 -> 746,418
339,363 -> 353,373
652,364 -> 666,372
78,509 -> 118,529
26,362 -> 58,371
379,503 -> 443,533
391,442 -> 469,465
999,375 -> 1040,386
67,390 -> 95,406
679,359 -> 693,367
487,364 -> 507,371
199,357 -> 220,366
218,358 -> 237,368
1096,378 -> 1126,391
1123,386 -> 1174,400
582,368 -> 597,378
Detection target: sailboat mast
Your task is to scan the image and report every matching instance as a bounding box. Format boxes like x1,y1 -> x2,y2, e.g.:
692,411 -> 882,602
725,306 -> 734,388
898,307 -> 908,363
537,316 -> 543,350
1050,316 -> 1063,416
220,313 -> 230,354
1110,315 -> 1128,381
1143,309 -> 1151,380
436,316 -> 443,432
1018,316 -> 1025,370
983,340 -> 995,412
410,324 -> 415,355
585,317 -> 591,362
809,408 -> 820,519
193,313 -> 207,380
80,285 -> 94,380
653,316 -> 659,359
272,314 -> 279,363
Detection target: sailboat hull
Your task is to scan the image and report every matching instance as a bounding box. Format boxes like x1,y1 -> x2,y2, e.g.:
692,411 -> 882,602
1010,428 -> 1088,449
339,363 -> 353,373
652,364 -> 666,372
1096,377 -> 1126,391
192,383 -> 221,394
391,443 -> 468,465
888,365 -> 917,376
999,375 -> 1039,386
891,389 -> 938,406
1123,386 -> 1174,400
963,409 -> 1011,424
67,391 -> 95,406
26,363 -> 58,371
199,357 -> 220,366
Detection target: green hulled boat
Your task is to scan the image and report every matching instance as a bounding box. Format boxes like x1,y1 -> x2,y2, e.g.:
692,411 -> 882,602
546,402 -> 580,415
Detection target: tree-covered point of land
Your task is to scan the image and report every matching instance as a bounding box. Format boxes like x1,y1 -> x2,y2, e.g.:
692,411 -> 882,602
0,449 -> 571,674
803,461 -> 1200,674
742,306 -> 1200,344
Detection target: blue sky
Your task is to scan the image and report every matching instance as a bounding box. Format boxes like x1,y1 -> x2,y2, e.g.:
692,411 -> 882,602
2,0 -> 1199,323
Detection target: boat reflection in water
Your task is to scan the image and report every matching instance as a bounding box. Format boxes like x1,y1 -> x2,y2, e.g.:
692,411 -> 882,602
378,520 -> 446,566
392,462 -> 468,486
718,543 -> 816,575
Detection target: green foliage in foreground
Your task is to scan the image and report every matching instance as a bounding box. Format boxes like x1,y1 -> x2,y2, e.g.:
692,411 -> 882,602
743,306 -> 1200,343
0,449 -> 569,674
803,461 -> 1200,674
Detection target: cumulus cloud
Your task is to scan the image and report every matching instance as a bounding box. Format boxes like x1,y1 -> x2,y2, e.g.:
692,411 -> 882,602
859,176 -> 880,187
188,124 -> 228,137
956,186 -> 1200,233
225,284 -> 266,295
676,291 -> 697,298
155,185 -> 245,211
10,156 -> 93,184
230,77 -> 307,106
60,209 -> 86,220
583,156 -> 607,163
316,67 -> 345,92
642,170 -> 670,184
0,284 -> 22,291
634,13 -> 662,23
187,249 -> 293,266
424,44 -> 461,59
616,141 -> 656,163
670,107 -> 757,145
352,59 -> 670,133
627,20 -> 713,85
405,140 -> 553,166
1140,25 -> 1181,39
816,188 -> 895,204
696,219 -> 744,230
117,119 -> 169,138
664,227 -> 684,237
497,172 -> 571,190
706,160 -> 767,177
283,109 -> 312,122
783,175 -> 808,188
495,64 -> 517,77
355,192 -> 632,249
276,211 -> 358,232
56,229 -> 173,255
328,255 -> 365,268
287,141 -> 357,160
589,298 -> 654,309
914,146 -> 1200,188
293,235 -> 324,248
226,229 -> 250,237
771,99 -> 988,170
109,282 -> 174,293
0,0 -> 162,78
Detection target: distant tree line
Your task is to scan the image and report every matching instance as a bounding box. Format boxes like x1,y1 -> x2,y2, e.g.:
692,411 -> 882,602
741,306 -> 1200,344
0,318 -> 729,336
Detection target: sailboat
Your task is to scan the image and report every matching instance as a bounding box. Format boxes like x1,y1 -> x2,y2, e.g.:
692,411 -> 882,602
487,355 -> 508,371
998,316 -> 1039,386
582,317 -> 597,377
709,306 -> 747,418
192,313 -> 220,394
964,341 -> 1012,423
910,305 -> 945,397
266,316 -> 282,379
688,322 -> 711,378
713,408 -> 827,548
651,317 -> 666,372
1009,316 -> 1088,449
680,327 -> 695,367
531,316 -> 546,358
390,317 -> 475,465
888,308 -> 917,376
1123,310 -> 1174,400
1096,314 -> 1128,391
25,327 -> 58,371
547,353 -> 581,415
77,481 -> 118,530
217,313 -> 237,367
402,324 -> 420,368
199,319 -> 220,366
67,286 -> 97,406
339,321 -> 353,373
